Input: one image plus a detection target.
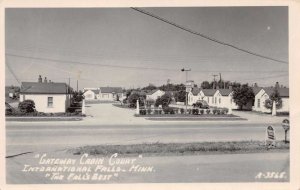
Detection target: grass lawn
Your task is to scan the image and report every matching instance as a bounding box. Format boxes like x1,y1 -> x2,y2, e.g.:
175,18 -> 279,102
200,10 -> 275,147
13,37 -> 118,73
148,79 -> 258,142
135,114 -> 239,118
68,141 -> 289,157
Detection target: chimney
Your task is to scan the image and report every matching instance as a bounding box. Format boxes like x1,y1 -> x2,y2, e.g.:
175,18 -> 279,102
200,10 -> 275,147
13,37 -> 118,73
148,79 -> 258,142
213,82 -> 216,89
229,85 -> 233,90
254,83 -> 258,87
38,75 -> 42,83
275,82 -> 280,89
216,85 -> 219,90
44,77 -> 48,83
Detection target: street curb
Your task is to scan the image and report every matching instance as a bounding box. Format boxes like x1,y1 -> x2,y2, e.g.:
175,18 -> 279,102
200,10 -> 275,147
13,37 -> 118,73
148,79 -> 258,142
6,117 -> 83,122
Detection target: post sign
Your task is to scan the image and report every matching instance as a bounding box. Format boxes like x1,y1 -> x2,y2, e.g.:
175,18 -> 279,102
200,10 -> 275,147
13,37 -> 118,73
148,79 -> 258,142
265,125 -> 276,148
186,86 -> 192,93
282,119 -> 290,143
282,119 -> 290,131
185,80 -> 194,93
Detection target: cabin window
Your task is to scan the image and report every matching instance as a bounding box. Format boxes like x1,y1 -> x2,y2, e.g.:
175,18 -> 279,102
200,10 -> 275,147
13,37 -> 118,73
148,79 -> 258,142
219,98 -> 221,104
257,99 -> 260,108
48,97 -> 53,107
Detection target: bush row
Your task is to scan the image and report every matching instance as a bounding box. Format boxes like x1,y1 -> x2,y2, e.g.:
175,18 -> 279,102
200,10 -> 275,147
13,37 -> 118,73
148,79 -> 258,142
6,111 -> 84,117
139,107 -> 229,115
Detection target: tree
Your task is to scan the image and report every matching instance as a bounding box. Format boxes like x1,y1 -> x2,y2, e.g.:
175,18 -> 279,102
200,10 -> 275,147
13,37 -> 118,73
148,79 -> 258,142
264,89 -> 282,111
127,93 -> 145,108
232,84 -> 254,110
73,90 -> 84,102
142,84 -> 157,91
201,81 -> 211,89
174,90 -> 186,102
18,99 -> 36,113
155,93 -> 172,108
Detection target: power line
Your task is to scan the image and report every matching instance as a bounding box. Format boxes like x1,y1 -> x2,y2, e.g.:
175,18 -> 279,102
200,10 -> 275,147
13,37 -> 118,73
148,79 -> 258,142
6,52 -> 288,74
6,58 -> 21,84
6,53 -> 177,72
131,7 -> 288,64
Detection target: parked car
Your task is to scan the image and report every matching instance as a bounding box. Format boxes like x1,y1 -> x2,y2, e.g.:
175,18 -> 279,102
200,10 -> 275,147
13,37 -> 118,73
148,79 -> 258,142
192,100 -> 209,109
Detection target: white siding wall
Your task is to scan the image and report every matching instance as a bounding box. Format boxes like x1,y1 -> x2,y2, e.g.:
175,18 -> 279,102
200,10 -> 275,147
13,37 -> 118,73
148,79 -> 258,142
146,90 -> 165,101
188,92 -> 201,105
20,94 -> 70,113
83,90 -> 95,100
98,93 -> 123,101
253,89 -> 289,113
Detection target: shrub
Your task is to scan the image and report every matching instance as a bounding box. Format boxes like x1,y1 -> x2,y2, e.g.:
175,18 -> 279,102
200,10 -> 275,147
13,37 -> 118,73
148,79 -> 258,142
18,100 -> 35,113
180,108 -> 185,114
216,109 -> 221,115
212,109 -> 217,115
206,109 -> 211,114
140,109 -> 146,115
146,108 -> 152,114
223,108 -> 228,114
155,109 -> 162,114
163,107 -> 175,114
192,108 -> 199,115
220,110 -> 225,115
199,109 -> 204,115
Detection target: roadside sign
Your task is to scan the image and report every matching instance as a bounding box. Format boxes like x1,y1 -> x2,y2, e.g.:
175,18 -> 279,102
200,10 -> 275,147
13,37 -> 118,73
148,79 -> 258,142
265,125 -> 276,148
267,126 -> 275,140
282,119 -> 290,143
282,119 -> 290,131
186,86 -> 192,93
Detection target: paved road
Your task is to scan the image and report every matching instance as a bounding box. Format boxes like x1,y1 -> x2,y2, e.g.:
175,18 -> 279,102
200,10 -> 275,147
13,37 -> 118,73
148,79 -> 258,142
6,151 -> 289,183
6,103 -> 289,156
6,123 -> 289,156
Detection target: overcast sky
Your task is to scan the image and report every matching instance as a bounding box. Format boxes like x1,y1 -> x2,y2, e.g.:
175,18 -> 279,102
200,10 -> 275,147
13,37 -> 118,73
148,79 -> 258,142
5,7 -> 288,89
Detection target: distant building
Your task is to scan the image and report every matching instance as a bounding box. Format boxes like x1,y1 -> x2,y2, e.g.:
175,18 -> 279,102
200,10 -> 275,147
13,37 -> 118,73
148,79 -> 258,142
146,89 -> 165,101
83,88 -> 99,100
212,89 -> 239,109
98,87 -> 124,101
19,76 -> 72,113
253,83 -> 289,113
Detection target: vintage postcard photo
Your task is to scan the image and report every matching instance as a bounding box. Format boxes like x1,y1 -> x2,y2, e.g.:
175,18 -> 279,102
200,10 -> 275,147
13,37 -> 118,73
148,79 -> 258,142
1,0 -> 300,189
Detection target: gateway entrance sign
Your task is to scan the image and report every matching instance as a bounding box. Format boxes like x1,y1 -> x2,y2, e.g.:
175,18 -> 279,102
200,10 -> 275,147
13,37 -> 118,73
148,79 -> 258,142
265,126 -> 276,148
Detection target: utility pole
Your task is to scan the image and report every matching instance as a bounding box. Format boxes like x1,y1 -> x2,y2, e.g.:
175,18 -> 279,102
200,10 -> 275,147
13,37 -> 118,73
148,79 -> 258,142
181,68 -> 191,114
77,80 -> 78,92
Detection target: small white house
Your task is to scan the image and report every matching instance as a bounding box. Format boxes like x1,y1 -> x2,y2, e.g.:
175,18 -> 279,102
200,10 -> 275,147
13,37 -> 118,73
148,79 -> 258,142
98,87 -> 123,101
253,87 -> 289,113
199,89 -> 217,106
187,87 -> 201,105
19,81 -> 72,113
212,89 -> 239,109
146,89 -> 165,101
83,89 -> 99,100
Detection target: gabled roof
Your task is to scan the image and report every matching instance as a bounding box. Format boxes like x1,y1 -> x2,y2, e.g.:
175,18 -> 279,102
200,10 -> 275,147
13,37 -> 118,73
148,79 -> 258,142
100,87 -> 123,93
252,87 -> 263,96
218,89 -> 233,96
146,89 -> 158,95
263,87 -> 289,97
201,89 -> 217,96
191,87 -> 201,96
20,82 -> 72,94
84,89 -> 99,94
